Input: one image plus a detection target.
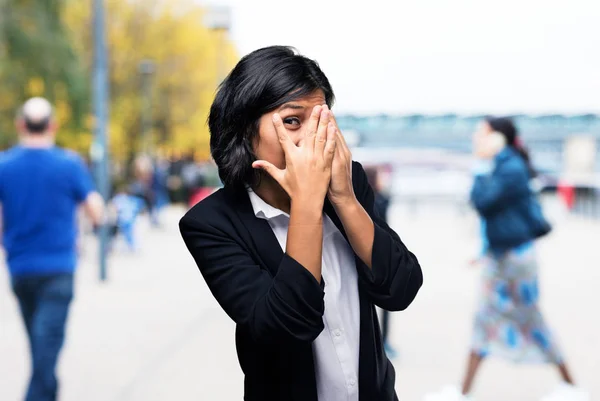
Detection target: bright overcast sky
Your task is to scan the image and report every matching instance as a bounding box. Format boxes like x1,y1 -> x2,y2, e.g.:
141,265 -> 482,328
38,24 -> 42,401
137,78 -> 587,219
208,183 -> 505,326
201,0 -> 600,115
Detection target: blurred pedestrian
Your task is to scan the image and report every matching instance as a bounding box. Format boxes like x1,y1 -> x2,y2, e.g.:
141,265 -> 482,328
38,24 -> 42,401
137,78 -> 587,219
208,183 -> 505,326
130,154 -> 155,224
108,183 -> 144,252
424,117 -> 588,401
179,46 -> 423,401
180,153 -> 204,204
0,98 -> 104,401
150,156 -> 170,226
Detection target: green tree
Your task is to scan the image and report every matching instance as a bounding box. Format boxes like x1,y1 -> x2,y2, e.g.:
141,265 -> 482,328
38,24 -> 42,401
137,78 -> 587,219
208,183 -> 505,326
0,0 -> 88,149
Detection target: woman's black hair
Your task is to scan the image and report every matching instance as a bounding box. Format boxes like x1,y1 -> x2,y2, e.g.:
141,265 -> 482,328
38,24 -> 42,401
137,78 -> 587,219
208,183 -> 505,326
208,46 -> 335,188
486,116 -> 536,177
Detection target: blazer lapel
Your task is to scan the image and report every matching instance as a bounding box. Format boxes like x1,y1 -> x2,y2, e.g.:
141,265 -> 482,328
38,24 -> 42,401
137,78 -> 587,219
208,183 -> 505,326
225,186 -> 284,276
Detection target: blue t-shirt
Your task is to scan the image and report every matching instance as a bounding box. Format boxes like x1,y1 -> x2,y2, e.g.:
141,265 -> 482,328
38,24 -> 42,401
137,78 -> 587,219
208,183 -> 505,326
0,146 -> 94,277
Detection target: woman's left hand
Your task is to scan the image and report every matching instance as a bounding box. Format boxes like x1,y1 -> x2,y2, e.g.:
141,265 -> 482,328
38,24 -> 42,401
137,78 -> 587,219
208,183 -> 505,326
327,109 -> 356,207
473,131 -> 506,160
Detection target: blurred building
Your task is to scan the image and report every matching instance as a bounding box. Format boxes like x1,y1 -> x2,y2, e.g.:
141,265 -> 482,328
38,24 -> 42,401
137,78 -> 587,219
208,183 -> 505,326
336,114 -> 600,173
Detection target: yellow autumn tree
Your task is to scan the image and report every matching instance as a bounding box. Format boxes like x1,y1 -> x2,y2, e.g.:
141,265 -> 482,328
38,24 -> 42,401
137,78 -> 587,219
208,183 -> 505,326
63,0 -> 237,162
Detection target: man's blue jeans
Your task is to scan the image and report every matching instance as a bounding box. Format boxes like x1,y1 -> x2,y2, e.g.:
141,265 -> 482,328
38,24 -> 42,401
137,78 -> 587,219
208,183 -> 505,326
11,273 -> 74,401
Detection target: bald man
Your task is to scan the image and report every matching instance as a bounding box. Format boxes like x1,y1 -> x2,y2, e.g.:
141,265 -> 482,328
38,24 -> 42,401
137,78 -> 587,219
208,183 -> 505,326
0,98 -> 104,401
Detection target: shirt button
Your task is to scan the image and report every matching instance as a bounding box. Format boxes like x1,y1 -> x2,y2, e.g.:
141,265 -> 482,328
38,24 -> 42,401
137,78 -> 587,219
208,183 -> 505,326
349,379 -> 356,386
333,329 -> 342,337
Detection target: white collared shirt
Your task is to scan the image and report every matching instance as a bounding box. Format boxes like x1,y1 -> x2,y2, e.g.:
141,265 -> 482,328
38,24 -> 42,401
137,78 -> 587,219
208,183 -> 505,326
248,190 -> 361,401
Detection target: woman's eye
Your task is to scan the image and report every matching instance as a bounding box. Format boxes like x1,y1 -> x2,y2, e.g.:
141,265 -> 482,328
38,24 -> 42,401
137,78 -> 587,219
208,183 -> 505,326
283,117 -> 301,127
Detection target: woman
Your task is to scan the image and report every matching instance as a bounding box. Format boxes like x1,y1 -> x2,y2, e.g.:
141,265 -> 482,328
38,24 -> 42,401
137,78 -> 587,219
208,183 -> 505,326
424,117 -> 587,401
179,46 -> 423,401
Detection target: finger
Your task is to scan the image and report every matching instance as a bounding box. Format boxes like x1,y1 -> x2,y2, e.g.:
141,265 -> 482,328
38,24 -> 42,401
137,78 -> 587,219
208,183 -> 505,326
330,110 -> 343,142
304,105 -> 322,150
329,109 -> 339,129
334,123 -> 348,147
315,107 -> 330,155
334,131 -> 344,162
272,113 -> 295,156
335,130 -> 350,156
330,111 -> 350,153
324,122 -> 337,164
252,160 -> 284,183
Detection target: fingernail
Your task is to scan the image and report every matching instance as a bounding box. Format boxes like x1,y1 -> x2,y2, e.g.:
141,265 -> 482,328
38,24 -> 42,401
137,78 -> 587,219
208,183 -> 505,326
322,104 -> 329,111
272,114 -> 280,122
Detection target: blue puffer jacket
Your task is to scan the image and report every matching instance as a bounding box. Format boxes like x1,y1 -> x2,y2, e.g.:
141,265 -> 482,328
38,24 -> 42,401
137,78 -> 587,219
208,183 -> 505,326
470,147 -> 533,252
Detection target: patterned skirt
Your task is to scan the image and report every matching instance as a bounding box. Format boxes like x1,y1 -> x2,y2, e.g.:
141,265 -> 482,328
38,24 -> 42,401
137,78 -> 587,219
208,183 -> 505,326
471,245 -> 563,363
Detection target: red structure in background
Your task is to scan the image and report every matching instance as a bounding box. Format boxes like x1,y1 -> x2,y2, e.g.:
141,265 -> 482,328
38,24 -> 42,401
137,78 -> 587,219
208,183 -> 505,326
557,181 -> 575,210
189,187 -> 217,208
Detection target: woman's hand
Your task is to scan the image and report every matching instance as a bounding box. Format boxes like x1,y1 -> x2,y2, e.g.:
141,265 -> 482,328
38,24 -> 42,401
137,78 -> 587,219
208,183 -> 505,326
252,106 -> 337,206
327,111 -> 356,207
252,105 -> 336,282
473,131 -> 506,159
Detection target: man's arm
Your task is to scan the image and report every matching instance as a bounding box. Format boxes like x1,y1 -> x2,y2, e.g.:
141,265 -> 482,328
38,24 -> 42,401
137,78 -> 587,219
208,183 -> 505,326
82,192 -> 105,227
71,156 -> 105,227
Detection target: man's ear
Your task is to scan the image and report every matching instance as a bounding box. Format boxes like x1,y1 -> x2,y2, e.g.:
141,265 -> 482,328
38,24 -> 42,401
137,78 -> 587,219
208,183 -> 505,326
47,119 -> 59,135
15,118 -> 26,134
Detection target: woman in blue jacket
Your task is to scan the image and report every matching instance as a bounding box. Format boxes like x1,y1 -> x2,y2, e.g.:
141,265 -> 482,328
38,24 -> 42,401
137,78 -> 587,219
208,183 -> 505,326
425,118 -> 587,401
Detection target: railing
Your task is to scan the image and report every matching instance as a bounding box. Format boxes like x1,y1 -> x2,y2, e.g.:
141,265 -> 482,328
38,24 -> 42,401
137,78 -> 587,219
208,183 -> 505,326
352,146 -> 600,221
336,113 -> 600,173
566,187 -> 600,220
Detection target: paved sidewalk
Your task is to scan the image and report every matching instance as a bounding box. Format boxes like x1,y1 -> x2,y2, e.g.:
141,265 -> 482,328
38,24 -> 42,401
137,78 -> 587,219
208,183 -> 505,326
1,204 -> 598,401
0,206 -> 243,401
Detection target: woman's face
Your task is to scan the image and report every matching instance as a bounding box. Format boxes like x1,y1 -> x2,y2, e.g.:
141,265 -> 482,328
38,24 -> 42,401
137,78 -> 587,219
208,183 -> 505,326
473,120 -> 507,158
254,90 -> 327,170
474,121 -> 493,138
472,120 -> 493,150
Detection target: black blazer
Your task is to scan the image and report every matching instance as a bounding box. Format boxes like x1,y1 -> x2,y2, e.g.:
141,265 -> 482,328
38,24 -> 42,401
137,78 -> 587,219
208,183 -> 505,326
179,161 -> 423,401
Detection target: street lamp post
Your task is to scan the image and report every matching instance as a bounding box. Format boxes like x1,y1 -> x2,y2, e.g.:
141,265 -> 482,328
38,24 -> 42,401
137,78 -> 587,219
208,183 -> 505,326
204,6 -> 231,86
92,0 -> 111,281
139,60 -> 155,155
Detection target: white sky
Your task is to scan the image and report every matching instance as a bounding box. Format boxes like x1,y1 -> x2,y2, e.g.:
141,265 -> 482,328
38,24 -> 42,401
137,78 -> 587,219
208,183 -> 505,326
201,0 -> 600,115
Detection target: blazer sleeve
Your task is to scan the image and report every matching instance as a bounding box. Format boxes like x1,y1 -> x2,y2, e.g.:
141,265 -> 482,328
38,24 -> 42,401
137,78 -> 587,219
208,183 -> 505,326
470,161 -> 530,217
352,162 -> 423,311
179,214 -> 325,344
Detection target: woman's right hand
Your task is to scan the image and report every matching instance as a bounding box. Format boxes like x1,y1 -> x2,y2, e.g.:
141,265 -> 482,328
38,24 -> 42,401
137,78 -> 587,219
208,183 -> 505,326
252,106 -> 337,206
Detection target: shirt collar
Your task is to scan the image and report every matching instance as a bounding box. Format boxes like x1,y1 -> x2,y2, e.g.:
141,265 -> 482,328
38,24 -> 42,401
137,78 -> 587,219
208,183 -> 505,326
247,189 -> 289,220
